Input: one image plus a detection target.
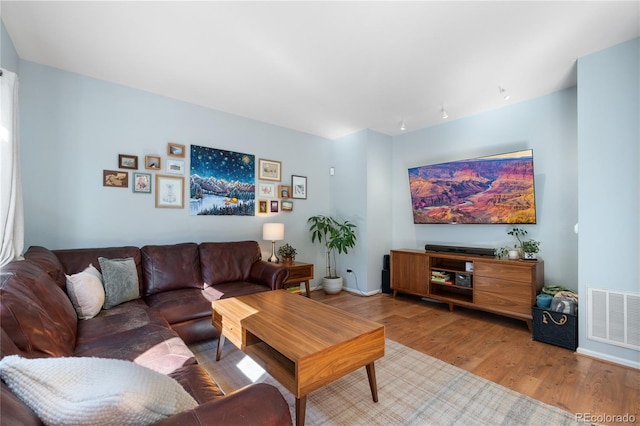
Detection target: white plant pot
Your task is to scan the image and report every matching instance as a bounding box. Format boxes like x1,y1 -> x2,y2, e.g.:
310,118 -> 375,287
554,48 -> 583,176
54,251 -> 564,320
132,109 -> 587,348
523,252 -> 537,260
508,250 -> 520,260
322,277 -> 343,294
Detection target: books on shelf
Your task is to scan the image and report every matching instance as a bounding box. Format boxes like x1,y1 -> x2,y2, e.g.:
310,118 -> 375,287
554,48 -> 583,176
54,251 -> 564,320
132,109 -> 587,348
286,285 -> 302,295
431,271 -> 451,283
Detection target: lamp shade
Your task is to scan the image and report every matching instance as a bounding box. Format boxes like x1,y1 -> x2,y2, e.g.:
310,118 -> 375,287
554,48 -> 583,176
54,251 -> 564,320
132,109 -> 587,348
263,223 -> 284,241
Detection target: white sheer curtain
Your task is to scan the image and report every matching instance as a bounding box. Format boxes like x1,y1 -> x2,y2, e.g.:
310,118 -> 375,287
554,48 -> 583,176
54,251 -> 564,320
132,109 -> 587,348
0,68 -> 24,267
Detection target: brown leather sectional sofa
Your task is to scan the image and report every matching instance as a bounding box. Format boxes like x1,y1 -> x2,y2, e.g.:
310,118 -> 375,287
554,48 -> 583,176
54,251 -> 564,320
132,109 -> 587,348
0,241 -> 292,425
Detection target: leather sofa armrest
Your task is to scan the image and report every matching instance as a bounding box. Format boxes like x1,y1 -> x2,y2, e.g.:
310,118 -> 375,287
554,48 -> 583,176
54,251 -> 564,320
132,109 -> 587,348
153,383 -> 292,426
249,261 -> 290,290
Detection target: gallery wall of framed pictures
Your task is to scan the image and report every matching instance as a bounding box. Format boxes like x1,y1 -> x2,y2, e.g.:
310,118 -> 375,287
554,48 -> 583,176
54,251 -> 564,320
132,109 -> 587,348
104,145 -> 307,214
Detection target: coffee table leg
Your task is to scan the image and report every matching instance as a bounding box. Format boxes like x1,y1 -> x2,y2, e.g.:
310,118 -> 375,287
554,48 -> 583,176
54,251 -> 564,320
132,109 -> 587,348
215,334 -> 226,361
366,362 -> 379,402
295,396 -> 307,426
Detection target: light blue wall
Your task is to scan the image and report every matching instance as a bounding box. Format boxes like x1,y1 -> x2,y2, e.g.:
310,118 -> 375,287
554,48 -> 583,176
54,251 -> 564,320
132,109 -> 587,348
391,88 -> 579,290
1,20 -> 19,73
577,38 -> 639,366
18,61 -> 333,286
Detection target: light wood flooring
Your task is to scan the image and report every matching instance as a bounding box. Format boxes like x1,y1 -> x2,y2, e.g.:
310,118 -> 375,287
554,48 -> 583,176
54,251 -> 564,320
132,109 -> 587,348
311,290 -> 639,426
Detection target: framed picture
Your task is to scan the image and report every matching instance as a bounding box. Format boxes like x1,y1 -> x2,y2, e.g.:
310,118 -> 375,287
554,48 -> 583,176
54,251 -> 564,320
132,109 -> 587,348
155,175 -> 184,208
103,170 -> 128,188
278,185 -> 291,199
258,182 -> 276,198
168,143 -> 186,158
258,158 -> 282,182
270,200 -> 279,213
133,172 -> 152,193
291,175 -> 307,199
145,155 -> 161,170
282,200 -> 293,211
258,200 -> 268,214
118,154 -> 138,170
166,159 -> 185,175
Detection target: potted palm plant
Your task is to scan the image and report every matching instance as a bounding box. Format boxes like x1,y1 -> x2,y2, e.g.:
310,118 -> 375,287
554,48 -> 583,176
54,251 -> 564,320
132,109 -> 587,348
307,215 -> 357,294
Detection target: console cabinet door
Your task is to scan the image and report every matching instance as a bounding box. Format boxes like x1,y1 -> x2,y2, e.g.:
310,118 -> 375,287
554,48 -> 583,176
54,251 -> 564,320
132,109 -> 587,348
473,261 -> 538,317
390,251 -> 429,297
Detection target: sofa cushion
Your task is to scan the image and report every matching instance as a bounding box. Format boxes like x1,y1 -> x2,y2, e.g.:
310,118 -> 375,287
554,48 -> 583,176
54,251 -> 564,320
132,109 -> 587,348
0,260 -> 77,357
23,246 -> 67,290
99,257 -> 140,309
199,241 -> 261,286
141,243 -> 203,297
144,288 -> 212,324
0,355 -> 198,426
66,264 -> 105,319
203,281 -> 271,301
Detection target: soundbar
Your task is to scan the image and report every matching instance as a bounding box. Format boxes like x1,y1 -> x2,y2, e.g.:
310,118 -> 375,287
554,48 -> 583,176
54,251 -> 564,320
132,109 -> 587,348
425,244 -> 495,257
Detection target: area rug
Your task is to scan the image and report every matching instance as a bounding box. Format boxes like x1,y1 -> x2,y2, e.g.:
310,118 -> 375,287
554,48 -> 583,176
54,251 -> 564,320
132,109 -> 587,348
190,339 -> 583,426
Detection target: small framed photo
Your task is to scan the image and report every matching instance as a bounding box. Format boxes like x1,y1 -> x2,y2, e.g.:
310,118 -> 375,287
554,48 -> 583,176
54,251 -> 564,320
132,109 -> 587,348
103,170 -> 128,188
168,143 -> 186,158
291,175 -> 307,199
133,172 -> 152,193
156,175 -> 184,208
258,200 -> 268,214
282,200 -> 293,211
258,158 -> 282,182
278,185 -> 291,199
258,182 -> 276,198
118,154 -> 138,170
270,200 -> 279,213
145,155 -> 161,170
166,159 -> 185,175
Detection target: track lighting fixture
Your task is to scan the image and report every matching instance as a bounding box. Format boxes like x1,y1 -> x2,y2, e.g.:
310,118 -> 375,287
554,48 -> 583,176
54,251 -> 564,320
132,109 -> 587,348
499,85 -> 510,100
400,119 -> 406,131
441,105 -> 448,120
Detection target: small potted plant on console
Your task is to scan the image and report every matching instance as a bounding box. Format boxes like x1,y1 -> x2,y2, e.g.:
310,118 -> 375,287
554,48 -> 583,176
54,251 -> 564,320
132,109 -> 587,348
277,243 -> 297,264
522,240 -> 541,260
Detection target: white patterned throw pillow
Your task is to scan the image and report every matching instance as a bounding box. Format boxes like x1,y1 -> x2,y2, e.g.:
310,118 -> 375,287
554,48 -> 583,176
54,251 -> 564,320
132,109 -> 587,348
0,355 -> 198,426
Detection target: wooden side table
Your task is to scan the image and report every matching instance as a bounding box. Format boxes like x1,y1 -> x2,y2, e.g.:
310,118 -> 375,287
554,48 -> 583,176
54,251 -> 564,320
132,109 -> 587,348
282,261 -> 314,298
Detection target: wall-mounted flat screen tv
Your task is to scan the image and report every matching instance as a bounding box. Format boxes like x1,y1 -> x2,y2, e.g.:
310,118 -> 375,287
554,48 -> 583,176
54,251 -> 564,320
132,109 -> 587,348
408,149 -> 536,224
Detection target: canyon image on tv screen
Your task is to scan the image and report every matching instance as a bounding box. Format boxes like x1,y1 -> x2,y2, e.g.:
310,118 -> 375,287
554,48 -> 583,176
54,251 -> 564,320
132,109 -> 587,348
408,149 -> 536,224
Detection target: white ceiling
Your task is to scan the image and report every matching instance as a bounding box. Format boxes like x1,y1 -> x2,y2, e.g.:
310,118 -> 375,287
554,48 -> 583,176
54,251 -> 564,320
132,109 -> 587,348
2,1 -> 639,139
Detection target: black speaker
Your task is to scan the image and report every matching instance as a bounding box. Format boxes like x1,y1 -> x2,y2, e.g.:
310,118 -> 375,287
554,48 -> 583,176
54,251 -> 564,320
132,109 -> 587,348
381,254 -> 391,294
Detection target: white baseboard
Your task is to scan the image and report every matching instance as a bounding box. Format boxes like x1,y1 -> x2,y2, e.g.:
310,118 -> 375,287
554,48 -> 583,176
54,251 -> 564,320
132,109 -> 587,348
308,285 -> 380,297
577,347 -> 640,370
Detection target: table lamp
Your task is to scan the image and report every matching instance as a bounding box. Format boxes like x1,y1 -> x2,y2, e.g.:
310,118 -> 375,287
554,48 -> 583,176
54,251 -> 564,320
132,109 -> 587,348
263,223 -> 284,263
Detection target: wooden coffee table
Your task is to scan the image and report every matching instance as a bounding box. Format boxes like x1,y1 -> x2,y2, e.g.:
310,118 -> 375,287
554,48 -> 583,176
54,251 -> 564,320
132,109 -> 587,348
212,290 -> 385,426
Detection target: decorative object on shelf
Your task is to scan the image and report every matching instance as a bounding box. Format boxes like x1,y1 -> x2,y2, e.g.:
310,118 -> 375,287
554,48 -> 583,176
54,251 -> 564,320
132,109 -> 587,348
145,155 -> 161,170
308,215 -> 357,294
263,223 -> 284,263
277,243 -> 297,264
103,170 -> 128,188
258,158 -> 282,182
132,172 -> 151,193
155,175 -> 184,208
167,142 -> 185,157
507,227 -> 527,257
118,154 -> 138,170
292,175 -> 307,199
522,240 -> 541,260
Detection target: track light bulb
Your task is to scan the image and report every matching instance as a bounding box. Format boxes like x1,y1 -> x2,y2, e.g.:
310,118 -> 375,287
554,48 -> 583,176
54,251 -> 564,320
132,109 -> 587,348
499,86 -> 510,100
400,119 -> 406,131
441,105 -> 448,120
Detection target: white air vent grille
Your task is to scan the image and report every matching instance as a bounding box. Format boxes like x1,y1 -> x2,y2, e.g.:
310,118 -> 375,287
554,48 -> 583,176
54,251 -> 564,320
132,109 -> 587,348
588,288 -> 640,350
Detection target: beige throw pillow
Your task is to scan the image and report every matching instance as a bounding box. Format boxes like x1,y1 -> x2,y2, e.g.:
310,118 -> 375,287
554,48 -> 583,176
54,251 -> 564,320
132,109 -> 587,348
65,264 -> 105,319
